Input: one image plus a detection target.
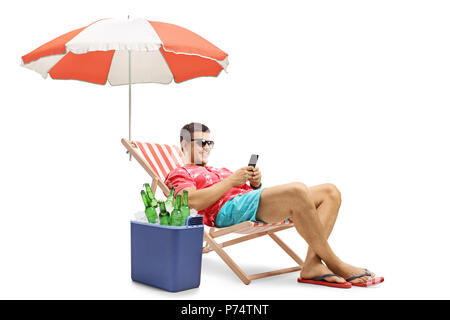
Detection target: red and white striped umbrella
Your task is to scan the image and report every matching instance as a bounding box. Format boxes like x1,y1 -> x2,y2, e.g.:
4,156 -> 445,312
21,18 -> 228,144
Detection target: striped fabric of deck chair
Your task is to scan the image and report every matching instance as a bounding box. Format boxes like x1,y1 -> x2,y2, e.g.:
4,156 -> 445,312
122,138 -> 304,285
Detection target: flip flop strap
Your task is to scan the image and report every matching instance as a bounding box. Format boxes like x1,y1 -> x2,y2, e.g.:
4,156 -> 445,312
346,269 -> 371,282
311,273 -> 341,281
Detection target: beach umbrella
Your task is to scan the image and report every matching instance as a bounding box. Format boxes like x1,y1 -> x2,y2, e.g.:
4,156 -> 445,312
21,17 -> 229,154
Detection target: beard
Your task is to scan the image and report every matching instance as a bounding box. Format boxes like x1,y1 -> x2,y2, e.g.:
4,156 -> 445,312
190,152 -> 207,166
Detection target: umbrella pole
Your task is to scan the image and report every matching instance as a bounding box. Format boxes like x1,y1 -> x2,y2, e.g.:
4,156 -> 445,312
128,50 -> 132,161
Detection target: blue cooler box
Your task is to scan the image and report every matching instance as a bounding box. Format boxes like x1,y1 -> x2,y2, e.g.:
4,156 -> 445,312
131,216 -> 204,292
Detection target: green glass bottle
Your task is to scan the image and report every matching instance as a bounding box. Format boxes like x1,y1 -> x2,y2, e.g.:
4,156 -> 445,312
141,190 -> 157,223
145,206 -> 158,224
165,187 -> 175,212
140,190 -> 150,208
170,194 -> 184,226
144,183 -> 158,208
159,201 -> 170,226
181,190 -> 190,223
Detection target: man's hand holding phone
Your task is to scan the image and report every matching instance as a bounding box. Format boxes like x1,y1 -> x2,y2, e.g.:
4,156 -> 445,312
226,154 -> 262,188
226,166 -> 261,187
226,166 -> 254,187
248,166 -> 261,188
248,154 -> 261,188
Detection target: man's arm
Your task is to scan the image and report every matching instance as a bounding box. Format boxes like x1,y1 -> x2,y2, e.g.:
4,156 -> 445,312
182,179 -> 233,211
182,166 -> 254,211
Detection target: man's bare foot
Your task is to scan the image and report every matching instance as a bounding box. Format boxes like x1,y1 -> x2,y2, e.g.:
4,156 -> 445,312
332,262 -> 376,284
300,259 -> 347,284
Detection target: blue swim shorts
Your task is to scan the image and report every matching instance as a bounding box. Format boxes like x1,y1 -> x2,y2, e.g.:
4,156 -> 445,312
215,188 -> 265,228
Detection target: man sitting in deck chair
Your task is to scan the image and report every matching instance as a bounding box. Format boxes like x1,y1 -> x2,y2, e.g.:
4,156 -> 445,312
164,122 -> 384,288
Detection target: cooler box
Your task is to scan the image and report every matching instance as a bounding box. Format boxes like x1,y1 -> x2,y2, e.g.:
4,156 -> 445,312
131,216 -> 204,292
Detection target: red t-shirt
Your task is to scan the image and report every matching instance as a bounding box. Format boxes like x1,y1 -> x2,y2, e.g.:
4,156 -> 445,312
164,165 -> 253,227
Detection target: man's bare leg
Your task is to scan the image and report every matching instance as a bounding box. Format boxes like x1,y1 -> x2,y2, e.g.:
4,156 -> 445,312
298,184 -> 347,283
255,182 -> 374,284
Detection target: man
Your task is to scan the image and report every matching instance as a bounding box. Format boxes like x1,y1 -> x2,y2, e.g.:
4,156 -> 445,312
164,122 -> 384,288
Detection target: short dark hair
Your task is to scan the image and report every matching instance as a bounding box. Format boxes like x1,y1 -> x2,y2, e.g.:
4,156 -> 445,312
180,122 -> 210,145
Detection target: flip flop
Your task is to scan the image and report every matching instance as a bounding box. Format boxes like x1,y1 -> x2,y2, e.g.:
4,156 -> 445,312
298,273 -> 352,289
346,269 -> 384,287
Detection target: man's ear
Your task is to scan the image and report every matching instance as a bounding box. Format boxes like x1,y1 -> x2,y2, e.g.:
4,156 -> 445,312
180,140 -> 188,154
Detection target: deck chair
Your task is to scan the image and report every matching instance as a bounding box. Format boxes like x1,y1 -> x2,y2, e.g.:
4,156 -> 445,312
122,138 -> 304,285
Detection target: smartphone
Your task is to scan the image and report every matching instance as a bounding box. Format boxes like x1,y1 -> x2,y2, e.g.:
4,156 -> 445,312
248,154 -> 259,167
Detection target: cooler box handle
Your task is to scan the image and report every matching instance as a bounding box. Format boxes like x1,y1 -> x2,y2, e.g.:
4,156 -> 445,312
186,216 -> 203,226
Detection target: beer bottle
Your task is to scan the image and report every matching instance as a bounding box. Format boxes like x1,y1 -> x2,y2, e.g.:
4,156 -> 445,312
140,190 -> 150,208
144,183 -> 158,208
170,194 -> 184,226
141,190 -> 157,223
165,187 -> 175,213
181,190 -> 190,222
145,206 -> 158,224
159,201 -> 170,226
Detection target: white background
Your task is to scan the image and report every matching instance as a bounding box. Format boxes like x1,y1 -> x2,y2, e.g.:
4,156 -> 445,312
1,0 -> 449,299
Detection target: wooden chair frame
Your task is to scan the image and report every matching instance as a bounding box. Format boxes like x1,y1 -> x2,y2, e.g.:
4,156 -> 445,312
122,138 -> 304,284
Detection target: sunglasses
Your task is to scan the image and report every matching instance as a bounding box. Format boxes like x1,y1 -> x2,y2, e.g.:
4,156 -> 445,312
191,139 -> 215,148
